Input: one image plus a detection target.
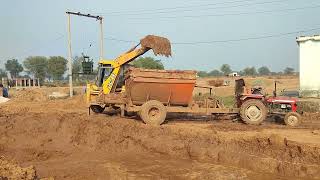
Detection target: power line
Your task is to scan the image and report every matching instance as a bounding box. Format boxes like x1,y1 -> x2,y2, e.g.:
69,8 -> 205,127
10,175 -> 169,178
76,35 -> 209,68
98,0 -> 258,14
124,4 -> 320,20
100,0 -> 289,16
104,27 -> 320,45
99,0 -> 288,16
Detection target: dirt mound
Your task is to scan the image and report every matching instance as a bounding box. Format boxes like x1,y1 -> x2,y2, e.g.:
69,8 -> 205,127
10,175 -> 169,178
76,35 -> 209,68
1,98 -> 320,179
298,99 -> 320,113
208,79 -> 224,87
140,35 -> 172,57
13,88 -> 48,102
1,107 -> 320,178
0,156 -> 37,180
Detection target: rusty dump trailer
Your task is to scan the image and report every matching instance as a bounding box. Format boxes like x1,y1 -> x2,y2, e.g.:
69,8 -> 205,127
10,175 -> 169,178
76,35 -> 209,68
97,68 -> 239,125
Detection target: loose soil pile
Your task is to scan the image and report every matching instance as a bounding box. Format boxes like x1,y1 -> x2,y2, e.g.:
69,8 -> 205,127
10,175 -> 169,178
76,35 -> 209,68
12,88 -> 48,102
208,79 -> 224,87
0,156 -> 38,180
0,91 -> 320,179
140,35 -> 172,57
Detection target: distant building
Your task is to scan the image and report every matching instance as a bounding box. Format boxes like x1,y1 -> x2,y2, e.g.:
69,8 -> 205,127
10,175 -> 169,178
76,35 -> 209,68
297,35 -> 320,97
228,72 -> 239,77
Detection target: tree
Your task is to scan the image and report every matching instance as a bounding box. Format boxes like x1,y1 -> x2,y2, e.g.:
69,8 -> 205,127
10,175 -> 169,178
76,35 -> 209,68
133,57 -> 164,70
208,69 -> 223,76
72,56 -> 83,74
47,56 -> 67,80
258,66 -> 271,76
243,67 -> 257,76
220,64 -> 232,75
72,56 -> 84,81
284,67 -> 294,75
197,71 -> 208,77
23,56 -> 48,81
5,59 -> 23,78
0,69 -> 7,78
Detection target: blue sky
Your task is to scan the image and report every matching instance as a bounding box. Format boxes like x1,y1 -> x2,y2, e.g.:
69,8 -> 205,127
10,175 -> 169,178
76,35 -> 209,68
1,0 -> 319,72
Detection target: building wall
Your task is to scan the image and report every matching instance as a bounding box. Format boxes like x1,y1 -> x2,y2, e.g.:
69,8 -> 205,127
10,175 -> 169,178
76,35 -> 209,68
299,38 -> 320,97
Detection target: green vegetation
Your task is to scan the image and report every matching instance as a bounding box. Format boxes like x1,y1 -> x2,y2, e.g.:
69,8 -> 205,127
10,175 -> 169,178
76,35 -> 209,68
258,66 -> 271,75
208,69 -> 223,76
220,64 -> 232,75
5,59 -> 23,78
198,63 -> 294,77
0,69 -> 7,78
220,96 -> 236,107
133,57 -> 164,70
284,67 -> 295,75
242,67 -> 257,76
47,56 -> 67,80
23,56 -> 48,81
193,93 -> 235,108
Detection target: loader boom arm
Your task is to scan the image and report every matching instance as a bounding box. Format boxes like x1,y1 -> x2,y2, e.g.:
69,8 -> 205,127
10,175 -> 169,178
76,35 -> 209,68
101,46 -> 151,94
113,46 -> 149,68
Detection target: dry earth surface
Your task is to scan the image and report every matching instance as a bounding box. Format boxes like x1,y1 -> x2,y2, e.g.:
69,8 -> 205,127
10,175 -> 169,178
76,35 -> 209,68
1,77 -> 320,179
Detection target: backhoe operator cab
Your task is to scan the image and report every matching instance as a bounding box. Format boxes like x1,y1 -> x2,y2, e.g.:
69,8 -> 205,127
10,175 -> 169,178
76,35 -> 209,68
96,62 -> 131,92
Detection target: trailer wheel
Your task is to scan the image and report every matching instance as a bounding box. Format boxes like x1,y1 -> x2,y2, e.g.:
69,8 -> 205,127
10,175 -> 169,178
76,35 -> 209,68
284,112 -> 301,127
240,99 -> 267,125
140,100 -> 167,126
90,105 -> 105,113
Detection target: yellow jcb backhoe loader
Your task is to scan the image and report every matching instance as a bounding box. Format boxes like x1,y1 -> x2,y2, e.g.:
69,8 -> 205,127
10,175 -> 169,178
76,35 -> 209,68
86,35 -> 172,113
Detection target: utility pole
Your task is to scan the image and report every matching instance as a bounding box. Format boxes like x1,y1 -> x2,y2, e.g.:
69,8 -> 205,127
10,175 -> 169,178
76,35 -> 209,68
67,13 -> 73,97
99,18 -> 104,60
65,11 -> 104,97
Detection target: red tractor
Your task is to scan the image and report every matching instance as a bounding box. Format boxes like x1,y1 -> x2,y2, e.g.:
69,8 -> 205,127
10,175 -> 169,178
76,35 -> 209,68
235,79 -> 302,126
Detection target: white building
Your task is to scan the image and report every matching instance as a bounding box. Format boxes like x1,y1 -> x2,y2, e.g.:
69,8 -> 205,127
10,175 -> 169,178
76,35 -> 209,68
228,72 -> 239,77
297,35 -> 320,97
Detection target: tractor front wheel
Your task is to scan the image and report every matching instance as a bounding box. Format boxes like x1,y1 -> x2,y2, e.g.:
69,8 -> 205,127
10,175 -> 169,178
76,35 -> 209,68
240,99 -> 267,125
284,112 -> 302,127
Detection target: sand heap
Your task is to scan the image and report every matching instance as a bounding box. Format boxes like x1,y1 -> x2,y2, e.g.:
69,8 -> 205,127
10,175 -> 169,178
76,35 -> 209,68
0,157 -> 37,180
13,88 -> 48,102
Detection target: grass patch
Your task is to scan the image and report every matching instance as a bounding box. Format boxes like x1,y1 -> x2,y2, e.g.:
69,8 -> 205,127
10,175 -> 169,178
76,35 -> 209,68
193,93 -> 235,108
220,96 -> 236,108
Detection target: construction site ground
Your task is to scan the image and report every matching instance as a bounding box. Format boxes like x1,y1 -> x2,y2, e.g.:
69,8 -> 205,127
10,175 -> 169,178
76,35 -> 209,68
1,76 -> 320,179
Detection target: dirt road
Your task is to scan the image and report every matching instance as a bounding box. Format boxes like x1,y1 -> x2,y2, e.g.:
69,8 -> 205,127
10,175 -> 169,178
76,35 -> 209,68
0,93 -> 320,179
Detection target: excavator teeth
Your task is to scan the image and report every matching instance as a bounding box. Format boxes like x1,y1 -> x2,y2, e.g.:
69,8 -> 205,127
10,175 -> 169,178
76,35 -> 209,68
140,35 -> 172,57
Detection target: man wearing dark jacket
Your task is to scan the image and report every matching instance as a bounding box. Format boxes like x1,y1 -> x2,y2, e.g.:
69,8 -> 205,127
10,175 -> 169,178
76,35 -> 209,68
0,84 -> 8,98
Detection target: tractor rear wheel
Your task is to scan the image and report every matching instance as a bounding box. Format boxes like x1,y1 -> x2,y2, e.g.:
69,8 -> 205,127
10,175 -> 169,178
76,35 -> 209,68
240,99 -> 267,125
90,105 -> 105,113
284,112 -> 302,127
140,100 -> 167,126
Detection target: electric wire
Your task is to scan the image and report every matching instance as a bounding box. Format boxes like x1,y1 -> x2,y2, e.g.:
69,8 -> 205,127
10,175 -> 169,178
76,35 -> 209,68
100,0 -> 290,16
124,4 -> 320,20
104,27 -> 320,45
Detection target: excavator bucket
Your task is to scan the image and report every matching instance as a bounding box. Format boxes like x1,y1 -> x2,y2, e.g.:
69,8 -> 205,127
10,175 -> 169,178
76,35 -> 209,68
140,35 -> 172,57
